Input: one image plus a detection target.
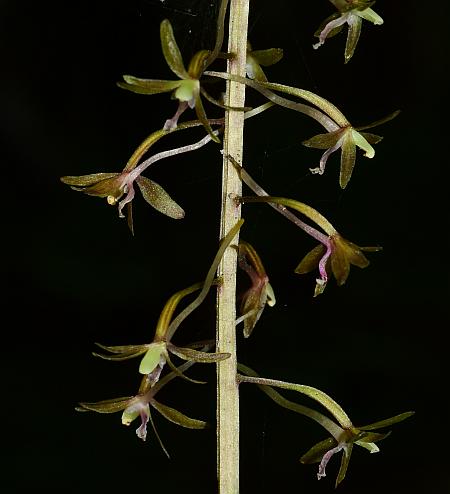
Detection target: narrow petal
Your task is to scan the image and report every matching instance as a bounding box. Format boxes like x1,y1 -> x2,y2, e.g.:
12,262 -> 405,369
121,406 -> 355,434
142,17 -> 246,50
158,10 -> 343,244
344,15 -> 362,63
295,245 -> 326,274
335,443 -> 353,487
360,132 -> 383,145
168,343 -> 230,363
302,130 -> 343,150
351,129 -> 375,158
118,77 -> 182,95
194,92 -> 221,143
339,132 -> 357,189
314,13 -> 344,39
77,396 -> 133,414
358,411 -> 415,431
160,19 -> 190,79
330,243 -> 351,286
60,173 -> 119,187
136,176 -> 185,219
300,437 -> 338,464
251,48 -> 283,67
151,399 -> 208,429
356,8 -> 384,25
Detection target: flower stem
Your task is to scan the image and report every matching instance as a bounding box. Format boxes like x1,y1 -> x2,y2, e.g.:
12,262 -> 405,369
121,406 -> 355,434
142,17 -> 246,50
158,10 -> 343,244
216,1 -> 249,492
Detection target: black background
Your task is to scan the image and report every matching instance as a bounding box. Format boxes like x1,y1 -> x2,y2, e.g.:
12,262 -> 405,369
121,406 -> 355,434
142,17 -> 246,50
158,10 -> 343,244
2,1 -> 448,493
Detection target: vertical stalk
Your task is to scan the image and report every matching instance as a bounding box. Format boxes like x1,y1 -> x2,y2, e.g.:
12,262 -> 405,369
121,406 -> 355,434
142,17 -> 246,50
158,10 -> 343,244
216,0 -> 249,492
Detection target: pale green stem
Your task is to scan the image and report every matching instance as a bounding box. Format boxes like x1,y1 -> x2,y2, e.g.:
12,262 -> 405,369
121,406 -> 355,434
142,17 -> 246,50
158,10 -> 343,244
237,374 -> 353,430
204,70 -> 347,129
240,195 -> 337,236
237,364 -> 345,441
216,1 -> 249,492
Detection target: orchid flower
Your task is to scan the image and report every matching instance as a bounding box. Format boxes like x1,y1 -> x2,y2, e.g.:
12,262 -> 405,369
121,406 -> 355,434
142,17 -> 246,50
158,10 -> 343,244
236,240 -> 276,337
238,364 -> 414,487
314,0 -> 384,63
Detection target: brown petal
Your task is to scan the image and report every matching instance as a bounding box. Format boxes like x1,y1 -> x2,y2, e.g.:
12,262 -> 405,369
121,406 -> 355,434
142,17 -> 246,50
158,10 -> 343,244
330,240 -> 351,285
160,19 -> 190,79
136,176 -> 185,219
295,244 -> 326,274
302,130 -> 344,150
339,131 -> 356,189
60,172 -> 119,187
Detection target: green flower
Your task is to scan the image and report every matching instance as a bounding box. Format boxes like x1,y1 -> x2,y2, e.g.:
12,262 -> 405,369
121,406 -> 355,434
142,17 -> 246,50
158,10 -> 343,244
77,364 -> 208,456
118,19 -> 223,142
246,42 -> 283,82
295,232 -> 381,296
302,111 -> 399,188
238,364 -> 414,487
314,0 -> 384,63
237,240 -> 275,337
60,170 -> 184,232
300,412 -> 414,486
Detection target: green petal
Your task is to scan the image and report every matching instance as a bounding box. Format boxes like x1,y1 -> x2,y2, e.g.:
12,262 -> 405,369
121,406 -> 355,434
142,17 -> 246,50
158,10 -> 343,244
351,129 -> 375,158
160,19 -> 189,79
246,56 -> 267,82
355,441 -> 379,453
118,77 -> 182,95
139,342 -> 166,375
77,396 -> 133,414
187,50 -> 210,79
94,342 -> 148,354
335,443 -> 353,487
251,48 -> 283,67
356,431 -> 391,443
165,352 -> 206,385
168,343 -> 230,363
345,243 -> 370,269
295,244 -> 326,274
136,176 -> 185,219
194,92 -> 221,143
356,7 -> 384,25
60,173 -> 119,187
302,130 -> 343,150
300,437 -> 338,464
339,131 -> 357,189
314,13 -> 344,38
344,15 -> 362,63
360,132 -> 383,145
330,242 -> 351,286
358,411 -> 415,431
174,79 -> 198,103
151,399 -> 208,429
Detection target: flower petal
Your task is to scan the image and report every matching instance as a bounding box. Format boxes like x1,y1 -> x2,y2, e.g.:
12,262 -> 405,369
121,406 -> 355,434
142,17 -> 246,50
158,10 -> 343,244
194,91 -> 221,143
160,19 -> 190,79
302,130 -> 343,150
339,131 -> 357,189
60,173 -> 119,187
251,48 -> 283,67
356,7 -> 384,25
139,342 -> 166,375
151,399 -> 208,429
344,14 -> 362,63
330,239 -> 351,285
358,411 -> 415,431
77,396 -> 133,414
295,244 -> 326,274
136,176 -> 185,219
118,77 -> 182,95
300,437 -> 338,464
335,443 -> 353,487
168,343 -> 230,363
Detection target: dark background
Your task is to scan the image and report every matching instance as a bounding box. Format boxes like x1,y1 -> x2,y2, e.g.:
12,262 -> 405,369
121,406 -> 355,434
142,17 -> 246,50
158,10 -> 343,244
2,1 -> 448,492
